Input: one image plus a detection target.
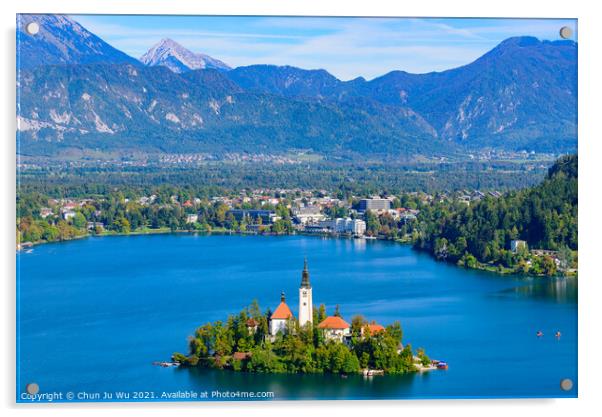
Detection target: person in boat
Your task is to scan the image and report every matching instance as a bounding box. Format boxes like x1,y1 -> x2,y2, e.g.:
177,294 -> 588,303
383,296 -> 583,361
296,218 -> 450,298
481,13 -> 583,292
555,331 -> 562,338
536,330 -> 544,337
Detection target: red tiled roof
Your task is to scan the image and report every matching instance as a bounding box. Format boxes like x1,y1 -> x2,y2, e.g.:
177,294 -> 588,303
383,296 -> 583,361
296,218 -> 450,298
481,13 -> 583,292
232,352 -> 251,361
367,324 -> 385,335
318,316 -> 350,330
271,302 -> 294,320
246,318 -> 258,327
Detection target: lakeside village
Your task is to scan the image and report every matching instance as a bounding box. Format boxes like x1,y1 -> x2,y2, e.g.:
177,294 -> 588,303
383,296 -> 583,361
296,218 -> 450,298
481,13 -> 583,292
17,186 -> 577,277
166,260 -> 446,375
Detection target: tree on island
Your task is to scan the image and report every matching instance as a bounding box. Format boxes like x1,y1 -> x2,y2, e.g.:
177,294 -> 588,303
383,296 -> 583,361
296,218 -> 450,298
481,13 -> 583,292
173,302 -> 421,375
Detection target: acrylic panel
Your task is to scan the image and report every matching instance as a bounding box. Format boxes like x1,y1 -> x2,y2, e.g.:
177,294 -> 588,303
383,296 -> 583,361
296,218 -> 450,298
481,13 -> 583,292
16,14 -> 578,402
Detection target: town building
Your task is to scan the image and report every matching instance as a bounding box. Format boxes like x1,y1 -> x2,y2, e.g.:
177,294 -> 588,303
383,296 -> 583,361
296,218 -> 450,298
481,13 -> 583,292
86,222 -> 104,231
315,218 -> 366,235
317,316 -> 351,342
298,258 -> 313,328
245,224 -> 267,233
292,206 -> 326,224
511,240 -> 527,253
227,209 -> 280,225
185,214 -> 198,224
62,201 -> 79,210
358,198 -> 391,212
398,210 -> 418,223
39,207 -> 53,218
531,249 -> 559,257
62,210 -> 76,220
458,196 -> 471,206
303,224 -> 330,234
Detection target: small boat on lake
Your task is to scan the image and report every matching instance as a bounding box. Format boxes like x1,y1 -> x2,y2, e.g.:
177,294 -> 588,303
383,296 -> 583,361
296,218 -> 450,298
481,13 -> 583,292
436,361 -> 448,370
152,361 -> 180,368
362,369 -> 384,376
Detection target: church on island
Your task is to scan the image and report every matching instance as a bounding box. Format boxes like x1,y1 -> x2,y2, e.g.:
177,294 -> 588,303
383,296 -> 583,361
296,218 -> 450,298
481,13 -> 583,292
268,259 -> 385,343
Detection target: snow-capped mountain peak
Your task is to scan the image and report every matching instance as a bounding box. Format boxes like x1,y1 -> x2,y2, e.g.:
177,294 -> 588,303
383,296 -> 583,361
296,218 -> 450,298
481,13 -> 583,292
17,14 -> 140,69
140,38 -> 230,73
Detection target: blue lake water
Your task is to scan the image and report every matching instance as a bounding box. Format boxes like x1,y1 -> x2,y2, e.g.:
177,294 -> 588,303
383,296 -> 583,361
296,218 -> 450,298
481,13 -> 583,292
16,234 -> 577,401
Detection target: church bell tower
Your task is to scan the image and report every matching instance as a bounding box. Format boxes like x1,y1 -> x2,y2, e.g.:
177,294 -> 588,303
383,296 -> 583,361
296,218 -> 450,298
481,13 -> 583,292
299,258 -> 313,327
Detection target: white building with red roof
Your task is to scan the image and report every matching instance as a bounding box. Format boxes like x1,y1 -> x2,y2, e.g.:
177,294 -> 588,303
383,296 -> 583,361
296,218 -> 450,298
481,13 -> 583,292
269,291 -> 294,336
318,316 -> 351,342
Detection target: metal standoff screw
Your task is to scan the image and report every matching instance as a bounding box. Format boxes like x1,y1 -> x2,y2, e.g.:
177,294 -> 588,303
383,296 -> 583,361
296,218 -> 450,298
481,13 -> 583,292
559,26 -> 573,40
560,378 -> 573,391
26,383 -> 39,395
25,22 -> 40,35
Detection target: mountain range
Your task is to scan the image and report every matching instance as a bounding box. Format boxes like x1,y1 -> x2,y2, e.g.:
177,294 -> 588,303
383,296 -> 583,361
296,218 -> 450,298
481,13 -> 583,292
16,14 -> 578,160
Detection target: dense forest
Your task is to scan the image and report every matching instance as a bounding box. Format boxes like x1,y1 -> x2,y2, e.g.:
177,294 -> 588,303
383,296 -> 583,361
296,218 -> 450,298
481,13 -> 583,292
172,301 -> 425,375
415,155 -> 578,275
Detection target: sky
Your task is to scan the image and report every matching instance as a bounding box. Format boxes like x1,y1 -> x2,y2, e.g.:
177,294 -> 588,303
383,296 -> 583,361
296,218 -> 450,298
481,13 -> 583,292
73,15 -> 577,81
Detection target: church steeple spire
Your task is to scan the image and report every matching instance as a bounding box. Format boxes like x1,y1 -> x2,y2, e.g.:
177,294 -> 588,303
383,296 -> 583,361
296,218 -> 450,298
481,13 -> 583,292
301,257 -> 311,288
298,257 -> 313,327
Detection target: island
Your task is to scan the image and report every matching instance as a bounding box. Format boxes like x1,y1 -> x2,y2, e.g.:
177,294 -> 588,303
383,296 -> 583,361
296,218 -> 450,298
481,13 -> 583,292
172,260 -> 436,375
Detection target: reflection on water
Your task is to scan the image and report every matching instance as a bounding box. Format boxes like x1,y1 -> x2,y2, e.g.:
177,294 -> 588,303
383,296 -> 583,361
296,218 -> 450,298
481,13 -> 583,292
182,367 -> 419,400
510,278 -> 577,304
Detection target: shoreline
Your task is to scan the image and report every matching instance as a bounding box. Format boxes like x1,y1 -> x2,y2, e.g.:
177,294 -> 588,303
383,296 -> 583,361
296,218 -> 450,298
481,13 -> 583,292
16,229 -> 576,279
16,227 -> 372,249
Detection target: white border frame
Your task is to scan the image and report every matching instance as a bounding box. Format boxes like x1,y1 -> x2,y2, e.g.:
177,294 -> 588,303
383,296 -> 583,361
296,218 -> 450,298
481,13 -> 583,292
3,1 -> 600,416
